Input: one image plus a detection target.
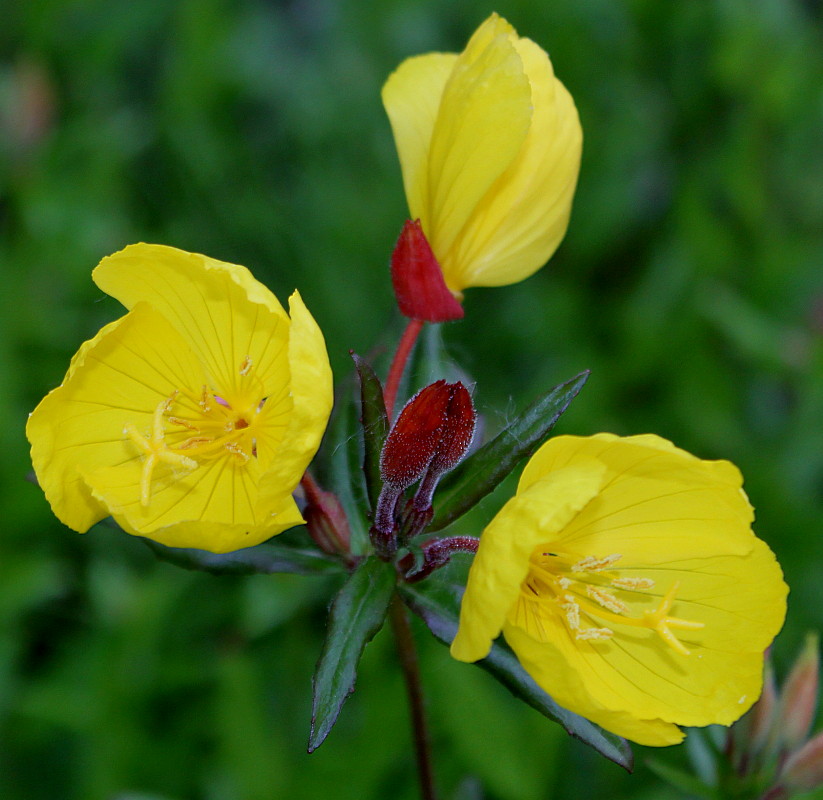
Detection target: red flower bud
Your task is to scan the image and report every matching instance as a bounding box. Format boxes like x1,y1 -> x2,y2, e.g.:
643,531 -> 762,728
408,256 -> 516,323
380,380 -> 451,490
374,380 -> 476,540
390,220 -> 464,322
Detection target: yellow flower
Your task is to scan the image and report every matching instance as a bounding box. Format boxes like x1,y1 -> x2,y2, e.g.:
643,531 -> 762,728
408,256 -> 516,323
451,434 -> 787,746
27,244 -> 333,554
382,13 -> 582,297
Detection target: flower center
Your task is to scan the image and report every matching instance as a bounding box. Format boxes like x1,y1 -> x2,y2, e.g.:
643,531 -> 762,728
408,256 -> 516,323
519,549 -> 704,655
124,356 -> 265,506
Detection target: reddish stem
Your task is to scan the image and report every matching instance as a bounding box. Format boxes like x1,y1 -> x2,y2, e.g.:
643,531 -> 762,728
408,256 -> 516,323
384,318 -> 425,421
390,596 -> 437,800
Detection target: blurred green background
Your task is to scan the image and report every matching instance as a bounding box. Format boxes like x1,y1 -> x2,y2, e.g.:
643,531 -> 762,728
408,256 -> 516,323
3,0 -> 823,798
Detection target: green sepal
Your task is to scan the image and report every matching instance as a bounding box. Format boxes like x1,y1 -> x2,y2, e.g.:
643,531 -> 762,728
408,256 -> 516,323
140,527 -> 346,576
352,353 -> 389,512
428,370 -> 589,532
400,579 -> 633,772
308,556 -> 396,752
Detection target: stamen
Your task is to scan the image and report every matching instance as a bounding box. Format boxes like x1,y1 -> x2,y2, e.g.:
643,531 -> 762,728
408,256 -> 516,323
557,576 -> 572,590
586,586 -> 630,615
572,553 -> 622,573
199,386 -> 212,413
560,594 -> 581,631
168,416 -> 200,431
576,627 -> 614,641
225,442 -> 251,463
612,576 -> 655,591
239,355 -> 252,376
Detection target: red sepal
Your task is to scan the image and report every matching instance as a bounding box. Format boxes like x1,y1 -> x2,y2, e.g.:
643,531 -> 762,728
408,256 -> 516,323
390,220 -> 464,322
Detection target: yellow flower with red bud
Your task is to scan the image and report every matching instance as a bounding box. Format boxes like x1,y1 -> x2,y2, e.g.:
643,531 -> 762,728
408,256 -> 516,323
26,244 -> 333,554
451,433 -> 787,746
383,13 -> 582,308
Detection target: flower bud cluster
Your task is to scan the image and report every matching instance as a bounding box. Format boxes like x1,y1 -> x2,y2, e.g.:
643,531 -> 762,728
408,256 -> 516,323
729,634 -> 821,799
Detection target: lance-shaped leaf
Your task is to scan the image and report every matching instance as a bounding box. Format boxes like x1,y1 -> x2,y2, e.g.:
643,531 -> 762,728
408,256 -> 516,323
140,528 -> 346,576
309,556 -> 396,752
314,383 -> 371,554
428,370 -> 589,532
400,580 -> 633,772
352,353 -> 389,512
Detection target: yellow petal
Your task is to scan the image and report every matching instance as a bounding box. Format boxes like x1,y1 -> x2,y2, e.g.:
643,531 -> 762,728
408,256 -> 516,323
425,15 -> 532,272
26,304 -> 206,532
445,37 -> 582,289
503,625 -> 685,747
450,460 -> 605,662
92,243 -> 291,407
382,52 -> 458,228
256,290 -> 334,515
519,434 -> 756,564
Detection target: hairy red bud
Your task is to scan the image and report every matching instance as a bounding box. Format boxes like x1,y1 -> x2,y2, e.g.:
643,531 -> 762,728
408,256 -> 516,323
390,220 -> 464,322
380,380 -> 451,490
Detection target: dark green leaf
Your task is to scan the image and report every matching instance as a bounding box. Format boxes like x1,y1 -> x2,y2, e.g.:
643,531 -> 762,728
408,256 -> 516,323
315,381 -> 371,555
400,580 -> 633,772
141,529 -> 346,576
352,353 -> 389,512
429,370 -> 590,532
309,557 -> 396,752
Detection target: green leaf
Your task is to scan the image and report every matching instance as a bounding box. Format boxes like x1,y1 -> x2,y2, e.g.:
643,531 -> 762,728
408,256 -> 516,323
352,353 -> 389,512
315,381 -> 371,555
140,528 -> 346,576
428,370 -> 590,532
308,556 -> 396,752
400,580 -> 633,772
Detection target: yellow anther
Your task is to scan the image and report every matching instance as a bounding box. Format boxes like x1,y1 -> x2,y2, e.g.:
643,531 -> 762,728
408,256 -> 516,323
239,355 -> 252,376
224,441 -> 250,463
576,627 -> 614,641
199,386 -> 212,412
572,553 -> 622,573
611,576 -> 655,591
124,401 -> 198,507
560,594 -> 581,630
586,586 -> 630,615
167,416 -> 200,431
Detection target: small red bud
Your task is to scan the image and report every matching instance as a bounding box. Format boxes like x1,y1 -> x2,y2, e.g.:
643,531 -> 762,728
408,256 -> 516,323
380,380 -> 451,490
390,220 -> 464,322
428,381 -> 476,476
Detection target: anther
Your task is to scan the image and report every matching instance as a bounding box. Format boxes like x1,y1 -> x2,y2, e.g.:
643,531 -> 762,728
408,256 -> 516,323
168,416 -> 200,431
586,586 -> 630,615
225,442 -> 250,463
572,553 -> 622,573
612,576 -> 655,591
239,355 -> 252,376
576,627 -> 614,641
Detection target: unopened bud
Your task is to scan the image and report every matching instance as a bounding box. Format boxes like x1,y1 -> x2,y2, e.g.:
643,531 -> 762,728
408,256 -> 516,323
751,660 -> 779,756
400,536 -> 480,582
390,220 -> 464,322
380,380 -> 451,490
779,730 -> 823,793
374,381 -> 476,542
302,476 -> 351,558
778,633 -> 819,752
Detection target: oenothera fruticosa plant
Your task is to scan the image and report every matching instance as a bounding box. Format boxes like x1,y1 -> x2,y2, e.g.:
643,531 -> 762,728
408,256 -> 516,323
26,12 -> 788,800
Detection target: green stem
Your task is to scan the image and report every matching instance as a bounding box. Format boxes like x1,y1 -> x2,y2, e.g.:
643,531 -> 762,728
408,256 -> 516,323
384,318 -> 425,421
389,595 -> 437,800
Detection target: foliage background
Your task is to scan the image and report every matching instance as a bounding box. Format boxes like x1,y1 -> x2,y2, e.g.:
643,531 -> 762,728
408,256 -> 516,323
2,0 -> 822,798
